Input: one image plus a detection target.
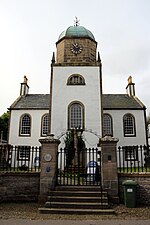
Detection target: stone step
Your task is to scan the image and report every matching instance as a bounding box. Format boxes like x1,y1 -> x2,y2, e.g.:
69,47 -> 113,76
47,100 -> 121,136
38,186 -> 114,215
55,186 -> 104,192
50,191 -> 107,197
47,195 -> 108,203
45,201 -> 109,209
39,207 -> 115,215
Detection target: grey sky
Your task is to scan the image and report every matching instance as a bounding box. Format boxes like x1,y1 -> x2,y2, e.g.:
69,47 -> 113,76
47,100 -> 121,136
0,0 -> 150,115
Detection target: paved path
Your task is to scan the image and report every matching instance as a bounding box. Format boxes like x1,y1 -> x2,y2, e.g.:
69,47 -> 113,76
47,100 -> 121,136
1,219 -> 150,225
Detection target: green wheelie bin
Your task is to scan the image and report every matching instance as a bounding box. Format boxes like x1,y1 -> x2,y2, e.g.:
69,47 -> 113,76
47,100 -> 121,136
122,180 -> 137,208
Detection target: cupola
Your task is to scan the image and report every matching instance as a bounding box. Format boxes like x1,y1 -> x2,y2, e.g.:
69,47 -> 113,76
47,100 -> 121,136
56,18 -> 97,64
58,25 -> 95,42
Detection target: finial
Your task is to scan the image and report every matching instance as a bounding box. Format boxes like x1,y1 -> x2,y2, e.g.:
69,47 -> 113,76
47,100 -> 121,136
51,52 -> 55,63
97,52 -> 101,62
128,76 -> 132,84
74,16 -> 80,26
23,75 -> 28,84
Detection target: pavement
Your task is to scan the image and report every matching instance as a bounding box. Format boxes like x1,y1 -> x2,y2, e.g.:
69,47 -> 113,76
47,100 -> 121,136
1,219 -> 150,225
0,202 -> 150,225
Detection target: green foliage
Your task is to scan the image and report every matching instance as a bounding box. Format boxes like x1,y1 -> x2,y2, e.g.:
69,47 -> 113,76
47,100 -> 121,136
64,130 -> 85,167
78,135 -> 85,150
118,166 -> 150,173
64,130 -> 74,150
64,131 -> 75,167
0,112 -> 10,141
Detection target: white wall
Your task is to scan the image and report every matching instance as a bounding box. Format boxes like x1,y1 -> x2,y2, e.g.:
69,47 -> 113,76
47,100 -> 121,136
51,66 -> 102,147
104,109 -> 147,147
9,109 -> 49,146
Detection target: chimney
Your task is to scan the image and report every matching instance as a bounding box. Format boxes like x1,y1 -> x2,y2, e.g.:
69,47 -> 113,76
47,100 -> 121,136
20,76 -> 29,96
126,76 -> 135,97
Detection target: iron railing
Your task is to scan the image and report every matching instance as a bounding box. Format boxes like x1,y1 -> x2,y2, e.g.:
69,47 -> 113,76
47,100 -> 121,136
57,148 -> 101,186
0,144 -> 41,172
117,145 -> 150,173
2,144 -> 149,174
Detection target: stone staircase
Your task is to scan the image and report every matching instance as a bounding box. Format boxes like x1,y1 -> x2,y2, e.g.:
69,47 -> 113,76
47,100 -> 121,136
39,186 -> 115,214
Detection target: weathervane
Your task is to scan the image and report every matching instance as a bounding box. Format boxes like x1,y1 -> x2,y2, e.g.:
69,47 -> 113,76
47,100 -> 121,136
74,17 -> 80,26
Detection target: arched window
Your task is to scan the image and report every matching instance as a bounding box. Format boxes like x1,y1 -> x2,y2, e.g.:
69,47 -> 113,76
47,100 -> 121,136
20,114 -> 31,136
67,74 -> 85,85
103,114 -> 113,136
123,114 -> 136,136
41,114 -> 49,136
68,102 -> 84,129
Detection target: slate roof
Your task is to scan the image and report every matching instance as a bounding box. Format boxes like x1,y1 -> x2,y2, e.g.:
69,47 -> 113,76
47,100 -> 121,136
103,94 -> 145,109
9,94 -> 145,110
10,94 -> 50,109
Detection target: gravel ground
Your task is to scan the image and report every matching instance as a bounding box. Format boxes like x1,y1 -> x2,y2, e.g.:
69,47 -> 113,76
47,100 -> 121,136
0,203 -> 150,220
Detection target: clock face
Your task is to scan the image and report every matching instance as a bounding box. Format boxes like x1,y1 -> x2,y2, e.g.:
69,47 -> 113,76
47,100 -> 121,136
71,43 -> 82,55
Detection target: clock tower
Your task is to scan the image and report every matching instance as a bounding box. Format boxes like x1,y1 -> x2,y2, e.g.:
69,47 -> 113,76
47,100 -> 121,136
49,20 -> 102,147
56,23 -> 97,64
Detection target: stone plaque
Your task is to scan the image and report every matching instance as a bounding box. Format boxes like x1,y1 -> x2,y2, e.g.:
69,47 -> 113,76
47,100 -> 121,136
44,154 -> 52,162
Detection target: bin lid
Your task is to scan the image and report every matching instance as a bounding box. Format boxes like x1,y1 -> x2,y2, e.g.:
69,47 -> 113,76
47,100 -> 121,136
122,180 -> 137,186
87,161 -> 97,167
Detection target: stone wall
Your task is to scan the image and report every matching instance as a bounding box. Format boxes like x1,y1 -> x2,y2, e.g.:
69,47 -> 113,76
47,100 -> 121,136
1,172 -> 150,205
119,173 -> 150,205
0,173 -> 40,202
56,38 -> 97,63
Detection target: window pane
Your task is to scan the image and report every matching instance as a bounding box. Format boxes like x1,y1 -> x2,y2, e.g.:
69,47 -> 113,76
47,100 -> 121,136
67,74 -> 85,85
42,114 -> 49,135
124,114 -> 135,136
21,115 -> 31,135
18,146 -> 30,160
70,104 -> 82,129
124,146 -> 138,161
103,114 -> 112,136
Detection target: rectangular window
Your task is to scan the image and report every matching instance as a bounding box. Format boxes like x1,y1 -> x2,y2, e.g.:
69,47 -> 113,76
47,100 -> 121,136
124,119 -> 134,135
18,146 -> 30,161
123,114 -> 136,137
123,146 -> 138,161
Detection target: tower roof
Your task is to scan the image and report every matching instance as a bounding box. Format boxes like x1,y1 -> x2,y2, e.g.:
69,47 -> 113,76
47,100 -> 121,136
58,25 -> 95,41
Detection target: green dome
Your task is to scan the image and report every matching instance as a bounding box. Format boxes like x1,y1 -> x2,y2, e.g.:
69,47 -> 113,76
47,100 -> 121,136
58,25 -> 95,41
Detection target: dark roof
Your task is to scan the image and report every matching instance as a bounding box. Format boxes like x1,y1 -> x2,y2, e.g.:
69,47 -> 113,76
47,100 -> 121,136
9,94 -> 145,110
103,94 -> 145,109
10,94 -> 50,109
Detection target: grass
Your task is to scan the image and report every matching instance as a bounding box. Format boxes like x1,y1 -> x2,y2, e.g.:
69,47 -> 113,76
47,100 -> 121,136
118,167 -> 150,173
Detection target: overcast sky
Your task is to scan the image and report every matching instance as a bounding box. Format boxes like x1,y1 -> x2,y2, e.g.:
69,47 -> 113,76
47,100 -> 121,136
0,0 -> 150,116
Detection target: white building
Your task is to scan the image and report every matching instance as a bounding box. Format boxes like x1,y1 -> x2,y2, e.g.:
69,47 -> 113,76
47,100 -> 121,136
8,22 -> 148,150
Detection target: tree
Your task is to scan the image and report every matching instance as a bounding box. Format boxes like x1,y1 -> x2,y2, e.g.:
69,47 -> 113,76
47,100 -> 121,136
64,130 -> 85,167
64,130 -> 75,166
0,112 -> 10,142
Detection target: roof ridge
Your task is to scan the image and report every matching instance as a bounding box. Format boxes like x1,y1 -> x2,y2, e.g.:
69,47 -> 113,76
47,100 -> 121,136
9,96 -> 22,110
133,96 -> 146,109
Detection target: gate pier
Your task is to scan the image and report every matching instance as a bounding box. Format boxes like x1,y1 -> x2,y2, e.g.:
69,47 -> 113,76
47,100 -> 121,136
39,134 -> 60,203
99,136 -> 119,203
